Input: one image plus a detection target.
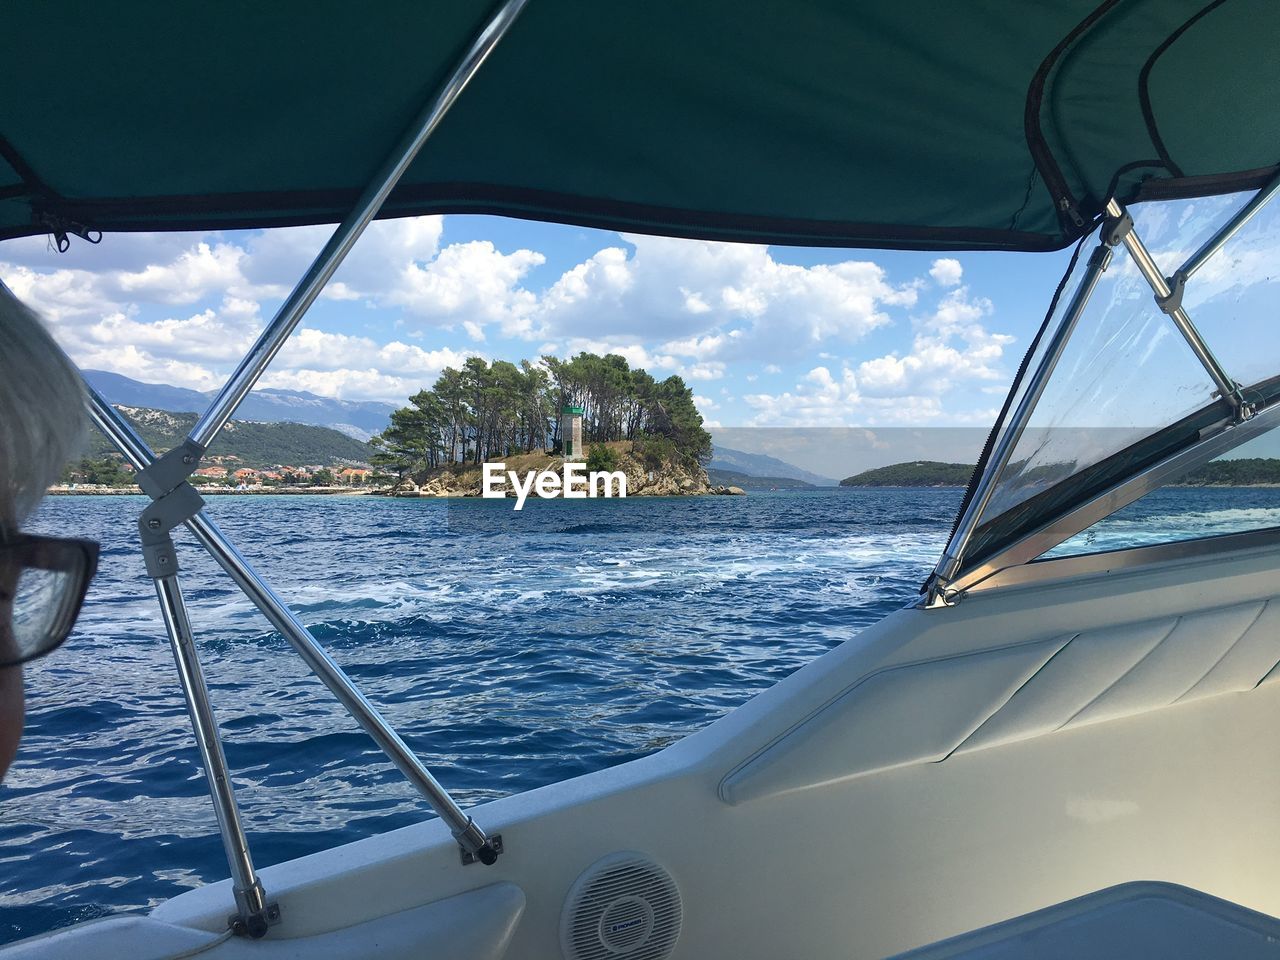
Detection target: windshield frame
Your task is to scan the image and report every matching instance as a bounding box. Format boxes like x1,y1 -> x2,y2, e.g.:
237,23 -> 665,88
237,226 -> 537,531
948,375 -> 1280,595
928,174 -> 1280,604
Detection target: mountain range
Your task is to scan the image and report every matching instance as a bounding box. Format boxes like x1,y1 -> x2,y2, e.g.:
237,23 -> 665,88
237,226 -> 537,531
84,370 -> 396,441
86,406 -> 375,470
706,446 -> 836,485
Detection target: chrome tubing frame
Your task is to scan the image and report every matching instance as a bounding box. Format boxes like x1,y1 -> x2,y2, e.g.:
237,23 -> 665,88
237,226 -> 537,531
930,228 -> 1114,601
184,515 -> 492,859
1179,170 -> 1280,281
87,389 -> 497,861
154,574 -> 269,933
931,191 -> 1273,603
1105,199 -> 1246,416
189,0 -> 531,451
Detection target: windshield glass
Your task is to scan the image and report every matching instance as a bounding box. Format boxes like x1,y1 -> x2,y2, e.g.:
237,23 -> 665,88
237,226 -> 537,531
1162,193 -> 1280,395
954,186 -> 1280,574
1043,432 -> 1280,559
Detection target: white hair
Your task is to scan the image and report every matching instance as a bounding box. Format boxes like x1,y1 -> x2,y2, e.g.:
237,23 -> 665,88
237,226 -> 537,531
0,283 -> 86,531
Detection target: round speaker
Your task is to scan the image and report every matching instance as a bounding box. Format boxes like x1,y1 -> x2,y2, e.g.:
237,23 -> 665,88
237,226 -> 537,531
561,852 -> 683,960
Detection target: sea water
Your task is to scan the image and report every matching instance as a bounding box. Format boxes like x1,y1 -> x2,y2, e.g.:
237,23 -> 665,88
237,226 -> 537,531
1,486 -> 1276,943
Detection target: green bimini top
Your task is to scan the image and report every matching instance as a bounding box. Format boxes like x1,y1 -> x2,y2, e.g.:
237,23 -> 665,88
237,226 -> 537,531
1,0 -> 1276,251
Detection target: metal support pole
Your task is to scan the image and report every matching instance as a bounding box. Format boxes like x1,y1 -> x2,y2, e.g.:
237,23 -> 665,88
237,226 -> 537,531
1104,199 -> 1248,419
1179,170 -> 1280,281
154,573 -> 273,938
188,0 -> 530,453
930,225 -> 1117,602
184,514 -> 495,861
87,387 -> 500,864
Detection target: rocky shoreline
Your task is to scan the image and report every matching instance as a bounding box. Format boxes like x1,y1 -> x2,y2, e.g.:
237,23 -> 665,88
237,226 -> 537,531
47,485 -> 374,496
46,449 -> 748,499
389,446 -> 744,499
392,478 -> 747,498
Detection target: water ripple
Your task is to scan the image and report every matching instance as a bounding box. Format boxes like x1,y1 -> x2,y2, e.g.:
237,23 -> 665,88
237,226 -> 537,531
1,489 -> 955,942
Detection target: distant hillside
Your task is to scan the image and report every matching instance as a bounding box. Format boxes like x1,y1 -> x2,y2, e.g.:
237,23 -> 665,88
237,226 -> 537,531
89,406 -> 374,469
707,468 -> 814,490
709,445 -> 835,485
839,457 -> 1280,488
840,461 -> 974,487
1179,458 -> 1280,485
84,370 -> 395,440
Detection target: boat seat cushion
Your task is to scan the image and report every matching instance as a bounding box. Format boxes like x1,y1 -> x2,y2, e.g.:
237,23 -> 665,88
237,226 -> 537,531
887,881 -> 1280,959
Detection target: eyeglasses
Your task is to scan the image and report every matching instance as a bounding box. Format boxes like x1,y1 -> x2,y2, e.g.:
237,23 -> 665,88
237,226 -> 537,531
0,535 -> 99,668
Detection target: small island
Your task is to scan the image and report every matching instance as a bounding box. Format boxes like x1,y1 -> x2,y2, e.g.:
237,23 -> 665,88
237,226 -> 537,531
840,458 -> 1280,488
840,461 -> 974,487
370,352 -> 740,499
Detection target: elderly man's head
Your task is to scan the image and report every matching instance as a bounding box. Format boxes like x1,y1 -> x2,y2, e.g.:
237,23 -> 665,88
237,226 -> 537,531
0,282 -> 88,779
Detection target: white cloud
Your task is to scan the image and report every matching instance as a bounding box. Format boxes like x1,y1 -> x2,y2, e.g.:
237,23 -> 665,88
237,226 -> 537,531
742,288 -> 1015,426
0,217 -> 529,402
241,217 -> 445,302
71,343 -> 223,392
260,331 -> 470,402
929,258 -> 963,287
274,327 -> 468,384
661,332 -> 738,359
115,242 -> 247,305
855,288 -> 1011,398
258,368 -> 421,403
556,338 -> 678,374
0,218 -> 1020,415
391,240 -> 544,334
531,236 -> 918,364
682,362 -> 726,381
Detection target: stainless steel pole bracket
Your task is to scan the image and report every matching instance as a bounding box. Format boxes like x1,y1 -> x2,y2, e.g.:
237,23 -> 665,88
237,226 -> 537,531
459,831 -> 503,866
135,438 -> 206,499
1154,270 -> 1186,316
138,482 -> 205,578
1101,207 -> 1132,246
229,899 -> 281,939
1104,199 -> 1250,424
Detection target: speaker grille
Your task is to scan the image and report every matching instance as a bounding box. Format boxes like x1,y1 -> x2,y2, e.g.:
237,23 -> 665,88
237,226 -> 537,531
561,852 -> 682,960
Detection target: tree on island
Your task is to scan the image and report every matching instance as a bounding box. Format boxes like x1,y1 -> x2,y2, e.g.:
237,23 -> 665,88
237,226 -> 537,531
371,352 -> 711,477
840,461 -> 975,487
586,444 -> 619,473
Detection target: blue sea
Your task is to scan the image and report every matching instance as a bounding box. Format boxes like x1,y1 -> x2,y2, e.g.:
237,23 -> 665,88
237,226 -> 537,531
4,486 -> 1279,944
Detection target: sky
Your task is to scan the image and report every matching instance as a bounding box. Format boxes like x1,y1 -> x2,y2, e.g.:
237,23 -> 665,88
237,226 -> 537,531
2,195 -> 1270,477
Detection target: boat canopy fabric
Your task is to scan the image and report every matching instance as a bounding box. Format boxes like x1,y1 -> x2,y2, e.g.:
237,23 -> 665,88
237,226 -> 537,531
1,0 -> 1277,251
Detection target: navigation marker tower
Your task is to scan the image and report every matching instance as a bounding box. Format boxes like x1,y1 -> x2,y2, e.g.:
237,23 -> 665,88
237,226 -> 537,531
560,405 -> 583,458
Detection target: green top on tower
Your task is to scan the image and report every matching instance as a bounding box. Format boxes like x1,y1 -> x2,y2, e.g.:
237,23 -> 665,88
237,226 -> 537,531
562,405 -> 584,416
